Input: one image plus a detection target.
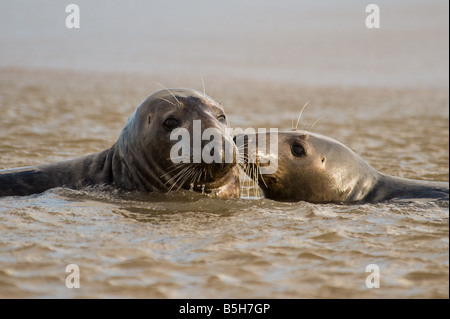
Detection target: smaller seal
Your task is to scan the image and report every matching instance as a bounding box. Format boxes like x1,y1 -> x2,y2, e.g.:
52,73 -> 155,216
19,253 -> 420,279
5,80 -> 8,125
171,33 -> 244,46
0,88 -> 240,198
236,130 -> 449,203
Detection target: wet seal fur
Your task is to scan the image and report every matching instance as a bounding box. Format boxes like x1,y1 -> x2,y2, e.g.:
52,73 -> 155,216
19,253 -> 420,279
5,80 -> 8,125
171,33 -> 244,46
0,89 -> 240,198
237,130 -> 449,203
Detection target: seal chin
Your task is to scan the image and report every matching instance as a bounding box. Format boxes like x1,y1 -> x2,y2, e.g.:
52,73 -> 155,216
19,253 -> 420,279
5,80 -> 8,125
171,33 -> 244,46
186,162 -> 237,188
178,164 -> 239,198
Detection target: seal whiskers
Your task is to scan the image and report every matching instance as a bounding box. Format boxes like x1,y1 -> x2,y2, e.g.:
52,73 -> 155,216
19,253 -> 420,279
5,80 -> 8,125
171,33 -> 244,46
156,83 -> 181,107
157,97 -> 178,108
163,164 -> 191,192
237,142 -> 264,198
294,101 -> 310,131
200,74 -> 206,96
308,116 -> 326,131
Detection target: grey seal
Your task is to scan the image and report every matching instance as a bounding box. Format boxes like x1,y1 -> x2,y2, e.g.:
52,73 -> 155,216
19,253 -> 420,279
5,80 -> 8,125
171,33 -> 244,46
236,130 -> 449,203
0,89 -> 240,198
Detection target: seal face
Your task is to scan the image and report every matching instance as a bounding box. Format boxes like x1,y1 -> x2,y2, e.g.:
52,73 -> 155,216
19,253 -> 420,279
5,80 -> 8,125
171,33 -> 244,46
237,130 -> 449,203
0,89 -> 240,198
114,88 -> 239,196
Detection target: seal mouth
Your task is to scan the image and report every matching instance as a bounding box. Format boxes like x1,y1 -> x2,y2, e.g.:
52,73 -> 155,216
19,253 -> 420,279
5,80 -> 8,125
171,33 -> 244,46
190,183 -> 213,194
162,161 -> 236,194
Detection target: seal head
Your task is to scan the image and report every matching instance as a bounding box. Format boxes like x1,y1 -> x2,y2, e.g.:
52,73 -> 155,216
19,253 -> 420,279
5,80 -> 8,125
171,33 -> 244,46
114,88 -> 239,197
0,89 -> 240,198
237,130 -> 448,203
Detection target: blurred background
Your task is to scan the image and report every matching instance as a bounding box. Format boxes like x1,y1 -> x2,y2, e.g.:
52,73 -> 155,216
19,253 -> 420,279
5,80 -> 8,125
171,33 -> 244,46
0,0 -> 448,88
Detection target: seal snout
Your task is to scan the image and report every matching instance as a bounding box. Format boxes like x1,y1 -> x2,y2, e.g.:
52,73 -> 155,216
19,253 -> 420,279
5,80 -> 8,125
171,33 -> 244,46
197,137 -> 238,182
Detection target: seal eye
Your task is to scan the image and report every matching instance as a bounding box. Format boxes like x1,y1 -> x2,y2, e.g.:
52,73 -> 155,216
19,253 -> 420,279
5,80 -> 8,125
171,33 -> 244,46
291,143 -> 306,157
217,114 -> 226,124
163,118 -> 179,131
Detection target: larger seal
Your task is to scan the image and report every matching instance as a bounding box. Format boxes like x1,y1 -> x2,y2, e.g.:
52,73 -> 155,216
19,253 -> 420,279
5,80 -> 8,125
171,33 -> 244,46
0,89 -> 240,198
236,130 -> 449,203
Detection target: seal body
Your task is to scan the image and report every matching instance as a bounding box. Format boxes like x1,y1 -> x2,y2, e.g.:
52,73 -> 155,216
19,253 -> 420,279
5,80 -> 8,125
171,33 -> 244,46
0,89 -> 240,198
236,130 -> 449,203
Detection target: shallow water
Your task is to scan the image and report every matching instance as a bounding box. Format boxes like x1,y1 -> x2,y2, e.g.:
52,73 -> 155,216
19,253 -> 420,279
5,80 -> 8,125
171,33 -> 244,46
0,188 -> 448,298
0,0 -> 449,299
0,70 -> 448,298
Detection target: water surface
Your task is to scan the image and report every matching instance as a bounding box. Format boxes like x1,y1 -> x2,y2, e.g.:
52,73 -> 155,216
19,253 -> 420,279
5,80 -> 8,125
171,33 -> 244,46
0,0 -> 448,298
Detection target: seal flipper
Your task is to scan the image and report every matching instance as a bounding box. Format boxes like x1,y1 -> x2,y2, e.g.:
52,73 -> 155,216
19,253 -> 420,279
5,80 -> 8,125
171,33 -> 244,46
0,166 -> 62,196
0,148 -> 114,197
